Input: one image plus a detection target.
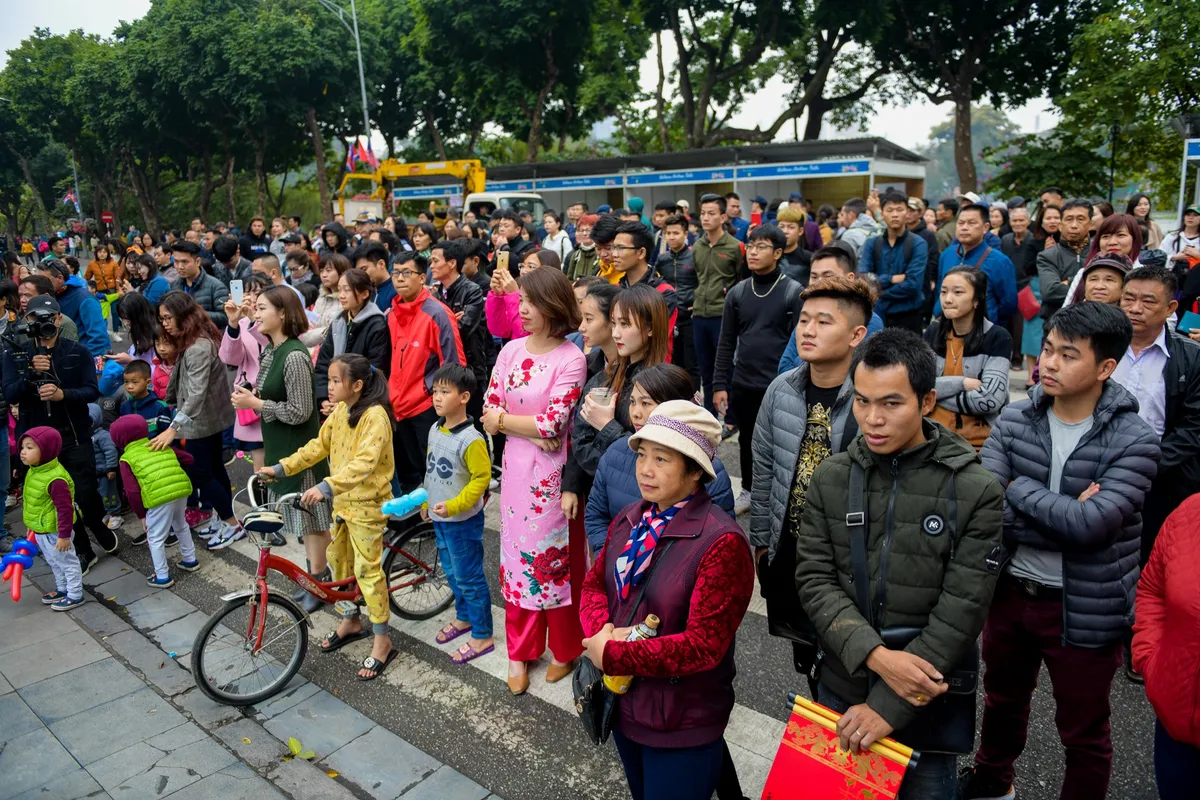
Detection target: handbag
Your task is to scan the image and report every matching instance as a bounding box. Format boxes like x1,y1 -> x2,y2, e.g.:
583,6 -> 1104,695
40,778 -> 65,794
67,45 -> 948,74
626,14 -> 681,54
1017,284 -> 1041,321
573,539 -> 674,746
847,463 -> 978,755
236,406 -> 260,426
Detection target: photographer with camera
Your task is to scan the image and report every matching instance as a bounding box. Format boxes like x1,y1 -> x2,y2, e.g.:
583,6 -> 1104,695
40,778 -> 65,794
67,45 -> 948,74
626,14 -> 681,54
1,295 -> 119,570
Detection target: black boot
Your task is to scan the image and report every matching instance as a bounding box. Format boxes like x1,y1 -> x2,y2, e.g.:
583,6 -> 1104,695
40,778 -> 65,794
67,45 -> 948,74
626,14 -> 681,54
300,568 -> 331,614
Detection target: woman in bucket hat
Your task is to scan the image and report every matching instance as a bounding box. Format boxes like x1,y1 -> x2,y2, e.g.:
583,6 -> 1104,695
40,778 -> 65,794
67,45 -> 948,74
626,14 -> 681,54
579,400 -> 754,800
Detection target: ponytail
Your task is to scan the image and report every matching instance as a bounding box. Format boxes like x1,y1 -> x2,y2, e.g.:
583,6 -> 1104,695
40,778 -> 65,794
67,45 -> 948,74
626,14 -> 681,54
332,354 -> 391,428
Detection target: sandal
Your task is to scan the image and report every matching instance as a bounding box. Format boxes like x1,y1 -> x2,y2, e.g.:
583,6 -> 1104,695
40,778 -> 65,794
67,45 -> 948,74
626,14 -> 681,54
435,622 -> 472,645
318,628 -> 371,653
451,642 -> 495,665
356,649 -> 398,681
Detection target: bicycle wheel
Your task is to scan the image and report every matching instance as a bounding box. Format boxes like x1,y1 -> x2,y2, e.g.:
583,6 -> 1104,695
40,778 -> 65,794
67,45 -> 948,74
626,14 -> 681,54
190,593 -> 308,706
383,523 -> 454,620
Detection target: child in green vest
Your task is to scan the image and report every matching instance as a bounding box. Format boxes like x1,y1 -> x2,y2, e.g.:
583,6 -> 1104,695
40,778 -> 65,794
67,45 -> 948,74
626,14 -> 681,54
19,427 -> 84,611
110,414 -> 200,588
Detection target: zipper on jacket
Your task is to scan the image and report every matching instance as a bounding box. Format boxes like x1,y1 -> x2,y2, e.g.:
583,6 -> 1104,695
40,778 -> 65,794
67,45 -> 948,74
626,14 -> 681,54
874,457 -> 901,624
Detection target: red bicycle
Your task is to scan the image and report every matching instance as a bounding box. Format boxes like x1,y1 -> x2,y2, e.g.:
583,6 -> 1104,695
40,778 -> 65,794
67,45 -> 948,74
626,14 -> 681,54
191,477 -> 453,705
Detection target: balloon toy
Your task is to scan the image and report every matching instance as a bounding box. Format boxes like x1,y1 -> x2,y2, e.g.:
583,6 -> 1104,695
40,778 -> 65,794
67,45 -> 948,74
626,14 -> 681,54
1,534 -> 39,603
381,487 -> 428,519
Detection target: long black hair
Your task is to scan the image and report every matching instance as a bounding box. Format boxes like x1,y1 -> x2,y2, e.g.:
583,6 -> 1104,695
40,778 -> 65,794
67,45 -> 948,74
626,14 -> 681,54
934,266 -> 989,356
118,292 -> 158,355
330,353 -> 391,428
631,363 -> 695,404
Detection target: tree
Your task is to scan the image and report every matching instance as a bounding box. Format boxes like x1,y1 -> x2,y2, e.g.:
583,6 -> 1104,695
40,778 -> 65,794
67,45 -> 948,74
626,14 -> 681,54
1055,0 -> 1200,204
982,131 -> 1109,199
917,105 -> 1021,197
875,0 -> 1100,192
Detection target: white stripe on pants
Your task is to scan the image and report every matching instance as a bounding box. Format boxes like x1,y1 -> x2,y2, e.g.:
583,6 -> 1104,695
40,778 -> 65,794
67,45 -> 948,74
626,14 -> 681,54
146,496 -> 194,579
34,533 -> 83,601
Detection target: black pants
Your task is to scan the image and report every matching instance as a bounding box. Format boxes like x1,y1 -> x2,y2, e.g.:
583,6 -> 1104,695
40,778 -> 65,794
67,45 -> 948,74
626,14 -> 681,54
183,433 -> 234,521
672,317 -> 700,392
883,308 -> 927,334
394,406 -> 439,493
57,440 -> 118,562
728,386 -> 767,496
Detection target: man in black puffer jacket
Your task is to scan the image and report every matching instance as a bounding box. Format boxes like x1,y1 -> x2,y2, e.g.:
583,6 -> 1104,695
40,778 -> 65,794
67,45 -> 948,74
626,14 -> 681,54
961,302 -> 1160,800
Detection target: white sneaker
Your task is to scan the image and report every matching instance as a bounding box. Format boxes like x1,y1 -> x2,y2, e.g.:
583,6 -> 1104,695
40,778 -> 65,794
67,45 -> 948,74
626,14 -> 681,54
6,494 -> 18,510
205,523 -> 246,550
734,490 -> 751,516
105,515 -> 123,531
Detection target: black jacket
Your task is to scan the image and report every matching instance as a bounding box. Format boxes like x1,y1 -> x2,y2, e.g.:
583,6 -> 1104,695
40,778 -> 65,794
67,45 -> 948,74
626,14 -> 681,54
655,246 -> 696,315
1001,232 -> 1040,289
314,304 -> 391,400
3,335 -> 99,447
714,270 -> 804,392
238,233 -> 272,260
436,275 -> 491,382
1143,331 -> 1200,548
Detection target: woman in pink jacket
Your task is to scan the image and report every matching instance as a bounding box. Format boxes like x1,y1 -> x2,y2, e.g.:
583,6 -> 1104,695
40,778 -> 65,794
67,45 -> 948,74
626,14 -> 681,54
485,248 -> 561,340
218,274 -> 271,468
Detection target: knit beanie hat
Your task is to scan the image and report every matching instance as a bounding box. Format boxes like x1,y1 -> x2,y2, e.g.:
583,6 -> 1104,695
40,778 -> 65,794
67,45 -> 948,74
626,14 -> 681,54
19,426 -> 62,463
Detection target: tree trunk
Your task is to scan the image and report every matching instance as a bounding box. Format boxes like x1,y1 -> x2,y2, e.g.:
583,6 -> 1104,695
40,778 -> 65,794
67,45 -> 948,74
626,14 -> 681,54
223,135 -> 236,223
655,32 -> 670,152
306,107 -> 331,221
272,169 -> 290,217
252,141 -> 268,219
525,39 -> 559,163
952,94 -> 977,192
122,151 -> 161,237
15,154 -> 51,234
804,96 -> 829,140
423,106 -> 447,160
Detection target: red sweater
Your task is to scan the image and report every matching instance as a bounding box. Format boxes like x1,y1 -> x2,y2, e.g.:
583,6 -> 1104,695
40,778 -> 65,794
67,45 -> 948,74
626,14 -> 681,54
579,531 -> 754,678
1133,492 -> 1200,747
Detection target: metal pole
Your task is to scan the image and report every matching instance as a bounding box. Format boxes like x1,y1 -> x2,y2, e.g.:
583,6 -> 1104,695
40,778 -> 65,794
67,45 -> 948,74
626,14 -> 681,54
1177,140 -> 1191,221
350,0 -> 370,143
70,153 -> 82,213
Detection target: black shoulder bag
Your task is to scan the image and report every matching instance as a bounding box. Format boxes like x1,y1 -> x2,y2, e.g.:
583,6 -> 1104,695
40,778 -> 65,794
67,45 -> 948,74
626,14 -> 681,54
847,463 -> 979,755
573,539 -> 674,746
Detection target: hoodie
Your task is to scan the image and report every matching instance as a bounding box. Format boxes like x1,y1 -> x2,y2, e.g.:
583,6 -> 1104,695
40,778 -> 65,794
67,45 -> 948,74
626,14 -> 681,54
20,426 -> 74,538
314,301 -> 391,400
322,222 -> 352,256
56,275 -> 110,358
837,213 -> 882,259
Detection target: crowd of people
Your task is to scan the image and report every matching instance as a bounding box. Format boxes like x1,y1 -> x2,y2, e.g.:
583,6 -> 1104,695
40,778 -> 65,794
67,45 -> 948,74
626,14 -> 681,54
2,187 -> 1199,800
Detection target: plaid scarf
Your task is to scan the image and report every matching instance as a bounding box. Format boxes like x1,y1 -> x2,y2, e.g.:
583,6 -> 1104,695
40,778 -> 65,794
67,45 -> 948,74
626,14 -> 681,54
613,495 -> 692,600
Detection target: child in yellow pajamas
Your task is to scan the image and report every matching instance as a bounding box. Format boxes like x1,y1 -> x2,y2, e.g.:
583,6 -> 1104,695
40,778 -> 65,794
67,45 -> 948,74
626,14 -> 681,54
260,353 -> 397,681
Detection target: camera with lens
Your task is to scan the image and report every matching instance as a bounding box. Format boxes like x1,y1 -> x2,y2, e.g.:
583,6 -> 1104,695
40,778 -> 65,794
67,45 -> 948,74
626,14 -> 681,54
8,311 -> 60,341
1,310 -> 60,384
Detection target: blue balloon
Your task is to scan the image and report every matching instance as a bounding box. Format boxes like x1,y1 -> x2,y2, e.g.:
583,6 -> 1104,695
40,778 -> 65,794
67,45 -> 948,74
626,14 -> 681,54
381,488 -> 428,518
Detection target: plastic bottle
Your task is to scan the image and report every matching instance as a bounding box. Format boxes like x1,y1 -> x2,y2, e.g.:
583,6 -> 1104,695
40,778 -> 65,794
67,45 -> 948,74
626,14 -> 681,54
602,614 -> 661,695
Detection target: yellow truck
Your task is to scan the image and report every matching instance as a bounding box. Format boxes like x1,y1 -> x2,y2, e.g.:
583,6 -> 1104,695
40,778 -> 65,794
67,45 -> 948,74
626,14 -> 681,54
337,159 -> 544,220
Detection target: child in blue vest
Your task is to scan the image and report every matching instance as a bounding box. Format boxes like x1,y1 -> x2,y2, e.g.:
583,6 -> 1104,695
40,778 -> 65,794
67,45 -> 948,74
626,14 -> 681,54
110,414 -> 200,588
19,427 -> 84,611
421,363 -> 494,664
119,360 -> 172,438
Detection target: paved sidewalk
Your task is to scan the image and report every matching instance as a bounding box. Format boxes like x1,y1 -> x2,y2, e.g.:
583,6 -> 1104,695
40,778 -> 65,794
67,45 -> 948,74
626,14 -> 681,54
0,555 -> 498,800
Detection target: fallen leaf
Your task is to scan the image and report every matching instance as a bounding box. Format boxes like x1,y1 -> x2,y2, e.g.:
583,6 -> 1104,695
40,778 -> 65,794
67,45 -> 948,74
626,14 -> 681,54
326,770 -> 339,778
297,749 -> 316,760
287,737 -> 302,756
106,596 -> 116,601
159,662 -> 165,669
241,737 -> 252,744
148,708 -> 157,713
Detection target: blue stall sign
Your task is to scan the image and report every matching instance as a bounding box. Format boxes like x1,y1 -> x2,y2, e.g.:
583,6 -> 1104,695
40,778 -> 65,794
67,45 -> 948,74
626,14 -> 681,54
485,180 -> 536,192
393,184 -> 458,200
626,168 -> 735,186
736,159 -> 870,179
1187,140 -> 1200,161
537,174 -> 624,190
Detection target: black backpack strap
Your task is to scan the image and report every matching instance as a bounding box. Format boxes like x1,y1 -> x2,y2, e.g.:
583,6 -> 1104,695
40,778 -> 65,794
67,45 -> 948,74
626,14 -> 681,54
847,462 -> 872,627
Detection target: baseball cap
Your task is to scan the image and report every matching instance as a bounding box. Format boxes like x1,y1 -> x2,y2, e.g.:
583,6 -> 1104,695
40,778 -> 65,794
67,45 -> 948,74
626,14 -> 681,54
959,191 -> 982,204
1185,203 -> 1200,216
279,232 -> 302,244
1006,196 -> 1027,209
25,295 -> 60,315
907,197 -> 924,211
752,195 -> 768,207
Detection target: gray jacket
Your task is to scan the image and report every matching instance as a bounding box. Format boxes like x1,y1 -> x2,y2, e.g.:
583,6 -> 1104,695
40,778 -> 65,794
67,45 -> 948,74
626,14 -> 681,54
750,363 -> 857,562
171,271 -> 230,329
923,318 -> 1012,425
838,214 -> 881,259
1036,240 -> 1089,317
166,338 -> 236,440
980,381 -> 1160,646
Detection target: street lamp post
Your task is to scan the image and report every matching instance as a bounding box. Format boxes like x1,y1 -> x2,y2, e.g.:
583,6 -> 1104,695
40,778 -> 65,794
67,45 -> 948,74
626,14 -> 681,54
316,0 -> 372,149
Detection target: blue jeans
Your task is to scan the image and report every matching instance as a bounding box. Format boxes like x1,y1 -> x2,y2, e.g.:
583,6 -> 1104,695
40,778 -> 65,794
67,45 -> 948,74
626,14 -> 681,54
432,515 -> 493,638
612,729 -> 724,800
818,684 -> 958,800
97,474 -> 120,514
1155,719 -> 1200,800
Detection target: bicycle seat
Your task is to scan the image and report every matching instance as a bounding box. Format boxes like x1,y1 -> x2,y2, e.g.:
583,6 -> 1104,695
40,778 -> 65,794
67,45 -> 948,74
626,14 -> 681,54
242,509 -> 285,535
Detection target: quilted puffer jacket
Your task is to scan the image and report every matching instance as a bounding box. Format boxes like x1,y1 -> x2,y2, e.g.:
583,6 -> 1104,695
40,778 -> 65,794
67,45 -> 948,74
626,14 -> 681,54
980,381 -> 1161,646
750,364 -> 857,563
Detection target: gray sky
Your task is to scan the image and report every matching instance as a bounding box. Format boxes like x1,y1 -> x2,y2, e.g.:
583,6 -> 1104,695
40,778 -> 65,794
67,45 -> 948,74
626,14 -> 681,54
2,0 -> 1052,151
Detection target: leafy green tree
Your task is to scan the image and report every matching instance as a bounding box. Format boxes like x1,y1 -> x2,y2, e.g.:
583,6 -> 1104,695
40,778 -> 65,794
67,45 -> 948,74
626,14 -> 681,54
1055,0 -> 1200,205
875,0 -> 1100,192
982,131 -> 1109,199
917,105 -> 1020,197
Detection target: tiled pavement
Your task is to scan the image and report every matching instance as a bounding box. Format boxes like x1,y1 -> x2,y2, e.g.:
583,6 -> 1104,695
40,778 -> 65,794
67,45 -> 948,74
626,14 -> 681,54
0,557 -> 499,800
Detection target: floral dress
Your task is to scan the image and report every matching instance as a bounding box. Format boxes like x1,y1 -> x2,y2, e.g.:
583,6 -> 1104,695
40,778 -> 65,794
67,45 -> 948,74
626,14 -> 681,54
484,338 -> 586,611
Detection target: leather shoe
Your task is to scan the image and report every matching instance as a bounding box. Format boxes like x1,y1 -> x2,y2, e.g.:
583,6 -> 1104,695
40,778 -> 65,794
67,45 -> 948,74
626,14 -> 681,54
507,666 -> 529,696
544,659 -> 576,684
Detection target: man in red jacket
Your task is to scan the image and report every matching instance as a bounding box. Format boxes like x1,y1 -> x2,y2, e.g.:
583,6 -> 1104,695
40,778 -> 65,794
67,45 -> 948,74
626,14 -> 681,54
386,251 -> 465,492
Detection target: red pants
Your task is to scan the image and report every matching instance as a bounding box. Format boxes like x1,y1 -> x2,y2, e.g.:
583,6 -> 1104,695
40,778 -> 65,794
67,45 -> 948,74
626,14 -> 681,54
505,517 -> 587,663
974,576 -> 1123,799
